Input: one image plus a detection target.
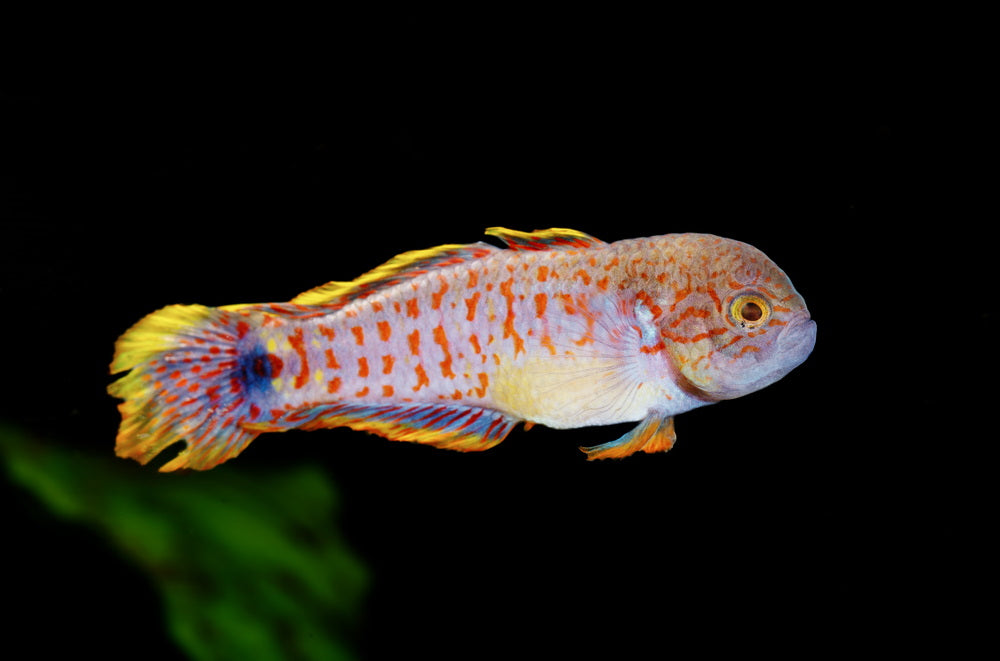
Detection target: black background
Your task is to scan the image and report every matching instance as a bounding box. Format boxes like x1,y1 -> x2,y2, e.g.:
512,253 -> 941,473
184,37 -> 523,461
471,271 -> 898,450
2,21 -> 988,660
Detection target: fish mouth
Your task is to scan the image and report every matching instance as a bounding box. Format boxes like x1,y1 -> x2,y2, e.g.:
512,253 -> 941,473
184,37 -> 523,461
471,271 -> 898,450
777,310 -> 817,361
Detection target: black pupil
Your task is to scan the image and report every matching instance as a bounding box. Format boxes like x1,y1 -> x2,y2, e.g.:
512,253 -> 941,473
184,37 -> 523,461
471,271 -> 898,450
741,301 -> 763,322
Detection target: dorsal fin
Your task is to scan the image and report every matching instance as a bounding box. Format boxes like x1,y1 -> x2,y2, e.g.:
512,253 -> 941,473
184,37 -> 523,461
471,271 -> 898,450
485,227 -> 606,251
291,241 -> 499,307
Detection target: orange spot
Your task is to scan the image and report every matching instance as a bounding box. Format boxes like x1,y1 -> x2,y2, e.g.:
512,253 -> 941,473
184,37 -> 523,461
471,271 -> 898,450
318,325 -> 336,341
557,293 -> 575,315
432,277 -> 449,310
382,354 -> 395,374
499,278 -> 525,357
738,345 -> 761,356
433,324 -> 456,378
596,276 -> 609,291
372,301 -> 384,313
406,298 -> 420,318
465,291 -> 480,321
475,372 -> 489,398
356,386 -> 370,397
574,269 -> 592,286
327,377 -> 342,394
537,265 -> 549,282
534,292 -> 548,318
357,357 -> 369,378
467,269 -> 479,289
288,327 -> 310,389
324,349 -> 340,369
413,364 -> 430,391
469,334 -> 482,354
377,320 -> 392,341
351,326 -> 365,345
408,329 -> 421,356
382,384 -> 394,397
540,334 -> 556,355
451,389 -> 463,400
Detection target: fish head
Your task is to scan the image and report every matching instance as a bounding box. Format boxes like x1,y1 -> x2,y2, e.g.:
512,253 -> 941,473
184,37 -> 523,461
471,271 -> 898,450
657,236 -> 817,401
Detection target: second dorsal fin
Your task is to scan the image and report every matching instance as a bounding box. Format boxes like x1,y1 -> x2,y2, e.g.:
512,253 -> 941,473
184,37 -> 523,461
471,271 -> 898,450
485,227 -> 606,251
291,241 -> 499,307
289,227 -> 606,309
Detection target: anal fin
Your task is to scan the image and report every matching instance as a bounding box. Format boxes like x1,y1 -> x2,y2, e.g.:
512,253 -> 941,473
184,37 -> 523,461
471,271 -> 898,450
581,415 -> 676,460
255,402 -> 519,452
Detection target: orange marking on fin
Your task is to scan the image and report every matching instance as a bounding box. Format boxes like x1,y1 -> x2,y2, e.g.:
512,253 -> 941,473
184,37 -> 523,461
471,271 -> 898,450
382,384 -> 394,397
357,357 -> 369,378
467,269 -> 479,289
318,325 -> 336,341
382,354 -> 395,374
574,269 -> 592,286
408,329 -> 421,356
325,348 -> 340,369
596,276 -> 609,291
356,386 -> 370,397
537,265 -> 549,282
406,298 -> 420,318
469,334 -> 482,354
377,320 -> 392,341
327,377 -> 342,394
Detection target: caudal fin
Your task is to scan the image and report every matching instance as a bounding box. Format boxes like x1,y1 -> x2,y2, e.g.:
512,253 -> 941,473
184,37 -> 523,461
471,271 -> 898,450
109,304 -> 263,471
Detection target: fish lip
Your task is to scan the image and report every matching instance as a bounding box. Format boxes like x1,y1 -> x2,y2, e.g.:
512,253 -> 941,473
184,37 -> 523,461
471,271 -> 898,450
777,310 -> 817,356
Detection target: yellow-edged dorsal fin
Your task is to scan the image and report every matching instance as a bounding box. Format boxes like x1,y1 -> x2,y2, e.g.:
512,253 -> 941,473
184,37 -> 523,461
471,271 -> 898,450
485,227 -> 606,251
291,241 -> 499,306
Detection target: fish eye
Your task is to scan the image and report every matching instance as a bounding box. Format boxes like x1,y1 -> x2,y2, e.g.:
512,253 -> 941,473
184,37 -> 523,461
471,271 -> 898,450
730,293 -> 770,329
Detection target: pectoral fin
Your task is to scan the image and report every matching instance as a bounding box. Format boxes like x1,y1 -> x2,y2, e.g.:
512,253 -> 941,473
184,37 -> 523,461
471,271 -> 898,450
581,414 -> 676,460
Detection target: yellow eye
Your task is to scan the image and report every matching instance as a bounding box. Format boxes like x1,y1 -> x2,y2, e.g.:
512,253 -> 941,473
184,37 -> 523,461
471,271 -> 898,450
730,293 -> 770,329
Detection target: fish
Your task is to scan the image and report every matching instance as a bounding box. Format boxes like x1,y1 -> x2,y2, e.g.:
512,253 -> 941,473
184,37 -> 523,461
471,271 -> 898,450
109,227 -> 816,471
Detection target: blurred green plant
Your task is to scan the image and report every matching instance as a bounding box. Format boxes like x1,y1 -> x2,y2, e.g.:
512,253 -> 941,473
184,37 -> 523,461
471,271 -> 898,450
1,424 -> 366,661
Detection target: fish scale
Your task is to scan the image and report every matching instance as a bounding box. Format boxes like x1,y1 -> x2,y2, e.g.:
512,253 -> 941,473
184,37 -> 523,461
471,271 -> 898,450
109,227 -> 816,471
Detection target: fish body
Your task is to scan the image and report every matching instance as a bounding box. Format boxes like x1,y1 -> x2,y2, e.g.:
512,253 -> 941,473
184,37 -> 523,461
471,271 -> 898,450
109,228 -> 816,471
